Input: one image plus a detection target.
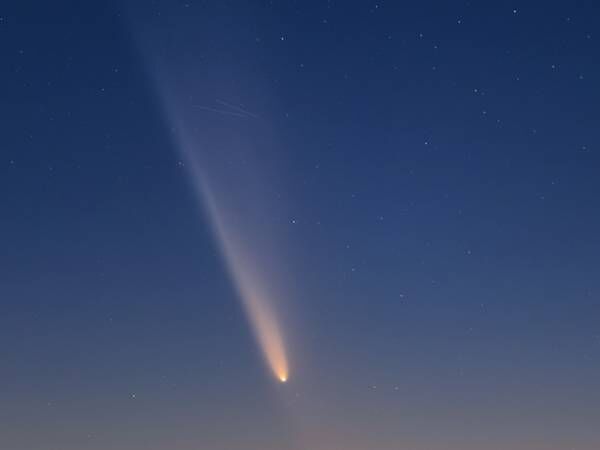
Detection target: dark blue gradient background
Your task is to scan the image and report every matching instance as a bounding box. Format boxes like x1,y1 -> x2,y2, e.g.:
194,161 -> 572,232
1,1 -> 599,449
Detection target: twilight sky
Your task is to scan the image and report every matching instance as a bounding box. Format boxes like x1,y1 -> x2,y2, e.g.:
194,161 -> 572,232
1,1 -> 599,449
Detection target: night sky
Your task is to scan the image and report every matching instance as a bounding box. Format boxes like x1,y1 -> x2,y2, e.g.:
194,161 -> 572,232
2,1 -> 600,449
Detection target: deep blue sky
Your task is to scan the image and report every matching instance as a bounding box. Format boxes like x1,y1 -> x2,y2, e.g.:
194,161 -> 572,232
1,1 -> 599,449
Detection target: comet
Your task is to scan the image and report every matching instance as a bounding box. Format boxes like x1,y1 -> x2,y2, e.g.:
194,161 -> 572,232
132,21 -> 291,383
147,100 -> 291,384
